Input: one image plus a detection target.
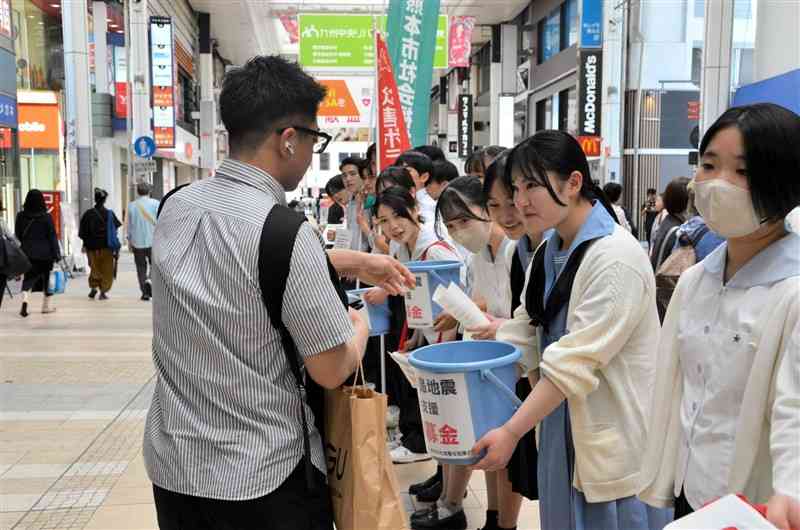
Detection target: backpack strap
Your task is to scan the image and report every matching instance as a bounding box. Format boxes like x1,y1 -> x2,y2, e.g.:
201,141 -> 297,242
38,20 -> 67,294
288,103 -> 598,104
656,225 -> 681,269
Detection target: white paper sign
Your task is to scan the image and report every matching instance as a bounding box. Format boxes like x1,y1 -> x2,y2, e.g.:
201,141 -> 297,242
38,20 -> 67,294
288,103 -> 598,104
389,351 -> 417,388
405,272 -> 434,328
416,371 -> 476,460
333,228 -> 352,249
665,494 -> 776,530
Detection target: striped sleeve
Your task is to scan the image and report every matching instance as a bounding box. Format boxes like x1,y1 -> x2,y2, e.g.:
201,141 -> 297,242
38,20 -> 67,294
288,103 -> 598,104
282,222 -> 354,358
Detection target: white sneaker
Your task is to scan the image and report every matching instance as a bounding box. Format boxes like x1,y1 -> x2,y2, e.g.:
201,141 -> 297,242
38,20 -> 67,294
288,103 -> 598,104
386,405 -> 400,429
386,428 -> 402,450
390,445 -> 431,464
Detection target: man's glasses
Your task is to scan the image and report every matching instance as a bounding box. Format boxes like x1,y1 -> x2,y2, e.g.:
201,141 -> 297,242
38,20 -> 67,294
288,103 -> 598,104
277,126 -> 332,154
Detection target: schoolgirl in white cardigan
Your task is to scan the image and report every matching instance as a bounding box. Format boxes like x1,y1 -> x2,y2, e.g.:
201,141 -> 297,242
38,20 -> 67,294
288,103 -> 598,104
639,103 -> 800,530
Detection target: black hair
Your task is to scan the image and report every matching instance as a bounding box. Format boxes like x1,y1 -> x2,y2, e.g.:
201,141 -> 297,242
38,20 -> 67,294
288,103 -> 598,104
23,189 -> 46,214
137,181 -> 151,196
505,130 -> 619,223
699,102 -> 800,221
663,177 -> 690,217
325,174 -> 346,196
413,144 -> 446,162
603,182 -> 623,203
94,188 -> 109,205
395,150 -> 433,179
376,166 -> 416,194
430,159 -> 459,185
482,150 -> 512,204
646,188 -> 657,195
366,143 -> 376,163
435,176 -> 490,238
219,56 -> 326,155
466,145 -> 505,176
464,150 -> 482,175
339,156 -> 365,172
374,186 -> 421,226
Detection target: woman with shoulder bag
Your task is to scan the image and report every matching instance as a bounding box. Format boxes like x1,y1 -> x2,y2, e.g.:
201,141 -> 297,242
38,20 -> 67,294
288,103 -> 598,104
15,190 -> 61,317
79,188 -> 122,300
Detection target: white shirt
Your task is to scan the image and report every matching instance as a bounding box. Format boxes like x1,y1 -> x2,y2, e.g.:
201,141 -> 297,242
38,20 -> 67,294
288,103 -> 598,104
468,237 -> 515,319
675,233 -> 800,509
416,188 -> 437,224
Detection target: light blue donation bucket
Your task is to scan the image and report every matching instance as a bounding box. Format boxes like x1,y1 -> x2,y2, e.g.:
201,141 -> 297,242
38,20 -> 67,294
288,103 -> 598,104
403,260 -> 462,328
408,340 -> 522,465
347,289 -> 391,337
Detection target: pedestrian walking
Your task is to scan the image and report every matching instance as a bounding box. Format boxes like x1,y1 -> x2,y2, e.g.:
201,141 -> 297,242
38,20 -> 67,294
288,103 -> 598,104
79,188 -> 121,300
126,182 -> 159,301
15,189 -> 61,317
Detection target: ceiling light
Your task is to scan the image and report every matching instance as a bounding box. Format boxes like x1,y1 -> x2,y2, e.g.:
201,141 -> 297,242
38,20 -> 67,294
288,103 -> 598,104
116,30 -> 123,34
50,3 -> 60,7
110,23 -> 118,28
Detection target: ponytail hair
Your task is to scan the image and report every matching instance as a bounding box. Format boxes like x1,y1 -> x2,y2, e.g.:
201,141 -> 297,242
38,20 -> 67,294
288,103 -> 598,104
504,130 -> 619,224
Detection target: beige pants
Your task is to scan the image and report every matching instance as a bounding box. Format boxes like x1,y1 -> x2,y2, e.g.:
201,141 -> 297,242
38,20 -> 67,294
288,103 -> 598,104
87,249 -> 115,292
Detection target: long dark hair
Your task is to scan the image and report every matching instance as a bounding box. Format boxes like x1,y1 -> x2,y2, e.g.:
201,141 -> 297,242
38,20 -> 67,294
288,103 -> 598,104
504,130 -> 618,223
23,189 -> 47,214
435,176 -> 489,239
482,150 -> 512,205
376,166 -> 416,194
374,186 -> 422,226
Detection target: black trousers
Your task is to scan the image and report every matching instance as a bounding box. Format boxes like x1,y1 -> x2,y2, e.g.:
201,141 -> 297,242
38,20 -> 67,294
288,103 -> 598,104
132,247 -> 152,296
0,274 -> 6,308
152,459 -> 333,530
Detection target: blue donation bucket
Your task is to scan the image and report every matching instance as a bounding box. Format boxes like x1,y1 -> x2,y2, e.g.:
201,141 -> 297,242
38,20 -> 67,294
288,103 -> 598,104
347,289 -> 391,337
403,260 -> 462,328
408,341 -> 522,465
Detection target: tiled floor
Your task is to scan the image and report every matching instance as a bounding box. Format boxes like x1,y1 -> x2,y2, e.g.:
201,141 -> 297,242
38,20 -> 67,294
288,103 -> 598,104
0,255 -> 541,530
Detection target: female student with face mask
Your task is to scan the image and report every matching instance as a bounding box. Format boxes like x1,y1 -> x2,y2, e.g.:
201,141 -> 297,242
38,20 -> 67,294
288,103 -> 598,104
639,103 -> 800,530
471,130 -> 671,530
407,176 -> 519,530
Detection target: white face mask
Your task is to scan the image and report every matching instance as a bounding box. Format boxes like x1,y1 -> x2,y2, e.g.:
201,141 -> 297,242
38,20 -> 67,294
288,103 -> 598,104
694,178 -> 763,238
450,220 -> 492,254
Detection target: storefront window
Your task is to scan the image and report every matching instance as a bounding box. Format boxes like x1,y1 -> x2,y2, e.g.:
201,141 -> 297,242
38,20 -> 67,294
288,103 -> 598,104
11,0 -> 64,91
536,97 -> 553,131
537,8 -> 561,64
561,0 -> 578,49
0,126 -> 19,229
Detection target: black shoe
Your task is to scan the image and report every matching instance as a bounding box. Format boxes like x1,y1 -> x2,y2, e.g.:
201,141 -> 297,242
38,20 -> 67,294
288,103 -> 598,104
88,289 -> 98,299
410,505 -> 437,524
411,508 -> 467,530
144,281 -> 152,297
20,302 -> 28,318
99,292 -> 109,301
415,480 -> 443,503
141,294 -> 151,301
410,467 -> 443,495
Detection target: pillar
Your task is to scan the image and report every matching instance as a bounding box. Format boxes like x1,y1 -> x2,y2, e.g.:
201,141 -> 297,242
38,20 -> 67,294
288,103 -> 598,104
699,0 -> 735,136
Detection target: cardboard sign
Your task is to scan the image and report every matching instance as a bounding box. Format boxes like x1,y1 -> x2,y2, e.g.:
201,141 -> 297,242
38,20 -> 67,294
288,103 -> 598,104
333,228 -> 352,249
405,272 -> 434,328
417,372 -> 476,460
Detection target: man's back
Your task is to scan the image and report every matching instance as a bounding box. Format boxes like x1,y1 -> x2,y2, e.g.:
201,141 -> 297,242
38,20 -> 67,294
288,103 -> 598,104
127,196 -> 159,249
144,160 -> 353,501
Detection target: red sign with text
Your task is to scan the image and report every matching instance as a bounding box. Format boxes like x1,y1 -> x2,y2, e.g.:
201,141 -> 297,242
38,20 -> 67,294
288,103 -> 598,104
41,191 -> 62,241
376,32 -> 411,172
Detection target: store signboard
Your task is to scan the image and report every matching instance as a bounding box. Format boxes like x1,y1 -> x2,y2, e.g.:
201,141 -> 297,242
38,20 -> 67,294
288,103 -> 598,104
448,16 -> 474,68
0,0 -> 11,39
578,50 -> 602,137
457,94 -> 473,159
41,191 -> 62,240
580,0 -> 603,48
113,45 -> 127,118
18,103 -> 59,149
577,135 -> 601,157
299,15 -> 374,68
0,93 -> 16,128
317,78 -> 373,128
150,16 -> 175,148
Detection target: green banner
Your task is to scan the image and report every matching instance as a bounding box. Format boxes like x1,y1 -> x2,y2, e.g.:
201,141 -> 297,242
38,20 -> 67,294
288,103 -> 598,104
386,0 -> 441,146
380,15 -> 448,70
299,15 -> 375,68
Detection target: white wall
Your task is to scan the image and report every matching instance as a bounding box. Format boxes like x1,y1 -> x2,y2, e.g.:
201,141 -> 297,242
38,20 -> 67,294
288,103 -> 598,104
754,0 -> 799,82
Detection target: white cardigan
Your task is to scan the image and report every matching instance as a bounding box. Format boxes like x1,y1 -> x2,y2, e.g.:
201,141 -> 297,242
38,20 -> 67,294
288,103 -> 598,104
639,256 -> 800,508
497,225 -> 660,502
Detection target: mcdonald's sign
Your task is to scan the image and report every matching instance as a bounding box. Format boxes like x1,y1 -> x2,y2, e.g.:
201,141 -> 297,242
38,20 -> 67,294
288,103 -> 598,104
577,135 -> 601,157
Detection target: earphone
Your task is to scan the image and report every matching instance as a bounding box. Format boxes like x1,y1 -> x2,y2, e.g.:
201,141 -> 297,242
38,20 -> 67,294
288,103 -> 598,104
286,143 -> 295,155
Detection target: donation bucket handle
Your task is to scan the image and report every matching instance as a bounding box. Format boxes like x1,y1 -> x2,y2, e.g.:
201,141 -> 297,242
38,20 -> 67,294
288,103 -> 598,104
480,369 -> 523,410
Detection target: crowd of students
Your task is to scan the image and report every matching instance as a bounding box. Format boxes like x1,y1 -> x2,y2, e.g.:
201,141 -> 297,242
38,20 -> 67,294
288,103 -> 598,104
317,101 -> 800,530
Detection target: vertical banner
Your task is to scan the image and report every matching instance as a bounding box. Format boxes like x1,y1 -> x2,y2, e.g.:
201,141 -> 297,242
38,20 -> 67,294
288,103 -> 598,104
41,191 -> 62,241
457,94 -> 473,159
448,16 -> 475,68
149,16 -> 175,148
113,45 -> 128,118
386,0 -> 441,147
0,0 -> 11,38
376,32 -> 411,172
580,0 -> 603,48
578,50 -> 602,147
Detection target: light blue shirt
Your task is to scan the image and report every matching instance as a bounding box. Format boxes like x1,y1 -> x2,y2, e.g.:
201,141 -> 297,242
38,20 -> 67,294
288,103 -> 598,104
127,196 -> 160,249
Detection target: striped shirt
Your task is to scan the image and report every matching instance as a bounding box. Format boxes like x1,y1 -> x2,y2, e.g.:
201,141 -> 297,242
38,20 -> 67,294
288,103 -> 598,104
143,159 -> 354,500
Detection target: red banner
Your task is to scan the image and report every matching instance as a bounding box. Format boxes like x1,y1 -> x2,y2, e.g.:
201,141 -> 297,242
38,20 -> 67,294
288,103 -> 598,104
376,32 -> 411,172
41,191 -> 62,241
449,16 -> 475,68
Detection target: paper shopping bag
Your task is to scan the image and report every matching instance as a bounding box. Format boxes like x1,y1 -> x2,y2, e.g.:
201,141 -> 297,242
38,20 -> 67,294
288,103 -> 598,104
325,384 -> 409,530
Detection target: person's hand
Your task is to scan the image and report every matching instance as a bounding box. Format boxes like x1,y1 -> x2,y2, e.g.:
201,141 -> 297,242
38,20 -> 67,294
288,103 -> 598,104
358,254 -> 415,295
356,203 -> 371,235
433,312 -> 459,333
470,425 -> 521,472
467,314 -> 506,340
348,307 -> 368,335
766,493 -> 800,530
373,233 -> 390,254
363,287 -> 389,306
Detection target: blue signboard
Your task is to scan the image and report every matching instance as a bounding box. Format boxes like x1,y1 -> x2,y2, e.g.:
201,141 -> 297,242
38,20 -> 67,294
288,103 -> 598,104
0,93 -> 17,128
581,0 -> 603,48
134,136 -> 157,158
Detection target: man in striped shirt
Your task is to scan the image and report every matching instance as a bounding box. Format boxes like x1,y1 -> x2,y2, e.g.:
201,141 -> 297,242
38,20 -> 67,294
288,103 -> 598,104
144,56 -> 413,530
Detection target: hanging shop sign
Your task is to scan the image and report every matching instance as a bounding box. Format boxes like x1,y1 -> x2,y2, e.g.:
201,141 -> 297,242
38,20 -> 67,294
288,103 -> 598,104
0,0 -> 11,39
150,16 -> 175,148
578,50 -> 602,137
113,45 -> 127,118
386,0 -> 441,147
299,15 -> 374,69
457,94 -> 473,159
577,135 -> 601,157
41,191 -> 62,240
18,102 -> 60,150
580,0 -> 603,48
317,78 -> 373,128
0,93 -> 16,128
448,16 -> 475,68
376,32 -> 411,172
